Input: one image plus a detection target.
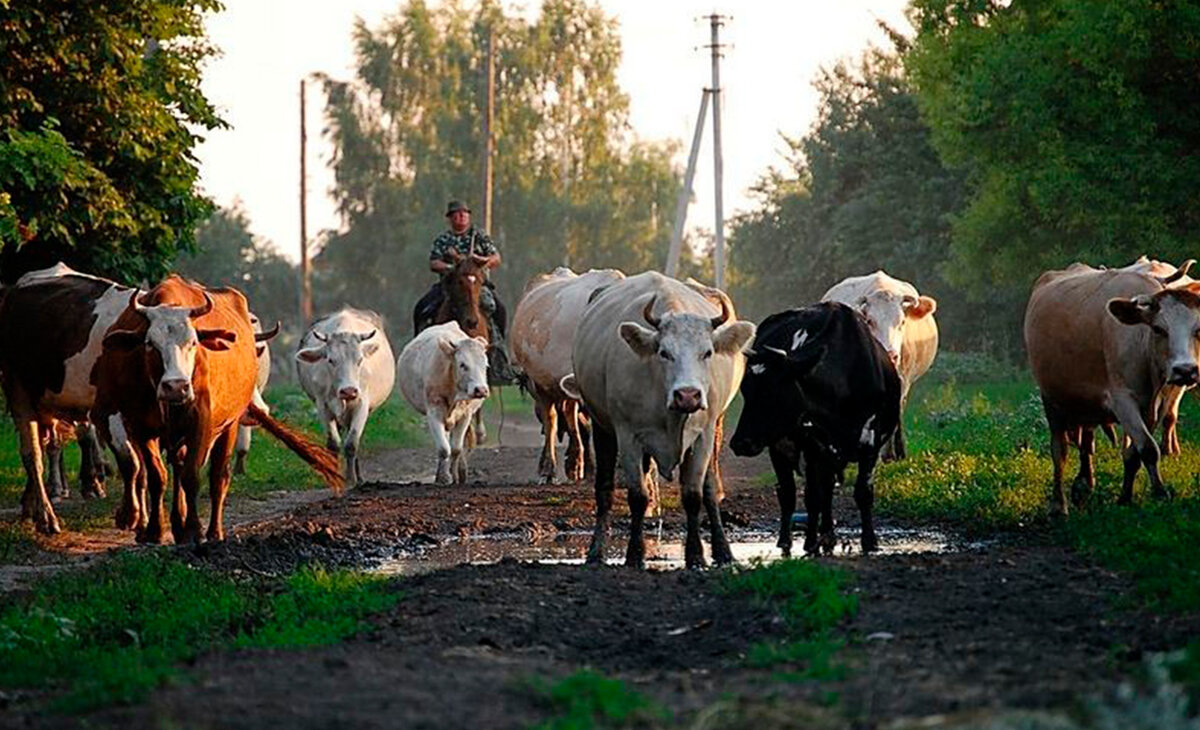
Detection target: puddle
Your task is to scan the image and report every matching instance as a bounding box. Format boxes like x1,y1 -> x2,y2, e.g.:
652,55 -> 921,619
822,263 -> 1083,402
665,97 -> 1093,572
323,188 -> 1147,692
372,524 -> 983,576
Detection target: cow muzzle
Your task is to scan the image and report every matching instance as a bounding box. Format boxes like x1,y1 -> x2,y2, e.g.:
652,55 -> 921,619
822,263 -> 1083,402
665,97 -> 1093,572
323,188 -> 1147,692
338,386 -> 360,402
730,433 -> 762,457
471,385 -> 491,400
670,387 -> 705,414
1169,363 -> 1200,386
158,378 -> 193,404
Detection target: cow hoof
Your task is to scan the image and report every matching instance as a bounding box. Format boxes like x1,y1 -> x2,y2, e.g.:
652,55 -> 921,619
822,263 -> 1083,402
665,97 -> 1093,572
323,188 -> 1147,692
35,512 -> 63,535
82,481 -> 106,500
1153,486 -> 1176,501
136,527 -> 165,545
861,535 -> 880,553
115,508 -> 139,531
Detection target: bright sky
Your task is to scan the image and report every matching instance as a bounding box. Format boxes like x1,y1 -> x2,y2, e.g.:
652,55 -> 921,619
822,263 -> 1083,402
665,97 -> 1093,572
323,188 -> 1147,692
196,1 -> 911,262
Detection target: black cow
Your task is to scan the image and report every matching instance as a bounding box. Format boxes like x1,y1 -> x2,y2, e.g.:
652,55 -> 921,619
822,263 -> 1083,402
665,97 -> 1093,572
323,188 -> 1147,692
730,302 -> 901,556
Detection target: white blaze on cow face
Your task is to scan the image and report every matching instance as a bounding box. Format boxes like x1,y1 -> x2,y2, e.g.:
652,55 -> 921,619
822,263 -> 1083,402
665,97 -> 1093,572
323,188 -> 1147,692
620,309 -> 755,414
857,291 -> 937,367
297,330 -> 380,404
1109,291 -> 1200,387
140,306 -> 203,403
439,336 -> 490,401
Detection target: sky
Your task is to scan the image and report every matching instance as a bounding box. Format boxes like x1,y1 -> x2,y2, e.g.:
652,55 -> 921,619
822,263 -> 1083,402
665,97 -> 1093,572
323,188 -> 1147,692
196,0 -> 912,263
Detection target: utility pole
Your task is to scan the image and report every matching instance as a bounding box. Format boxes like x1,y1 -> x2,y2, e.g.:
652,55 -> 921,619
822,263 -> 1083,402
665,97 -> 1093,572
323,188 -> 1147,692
299,78 -> 312,324
480,26 -> 495,235
708,13 -> 728,289
663,14 -> 730,287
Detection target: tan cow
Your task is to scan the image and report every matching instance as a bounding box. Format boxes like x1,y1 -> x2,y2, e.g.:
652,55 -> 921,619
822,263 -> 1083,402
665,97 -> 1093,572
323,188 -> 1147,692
822,270 -> 938,459
510,267 -> 625,484
1025,263 -> 1200,514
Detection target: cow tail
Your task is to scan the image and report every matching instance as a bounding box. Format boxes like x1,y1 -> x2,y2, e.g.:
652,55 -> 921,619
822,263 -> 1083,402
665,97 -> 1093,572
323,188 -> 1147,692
246,402 -> 346,494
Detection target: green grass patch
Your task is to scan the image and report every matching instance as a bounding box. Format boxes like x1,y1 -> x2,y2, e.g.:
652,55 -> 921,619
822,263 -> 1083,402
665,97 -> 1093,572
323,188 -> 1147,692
531,669 -> 669,730
721,559 -> 856,680
0,551 -> 400,713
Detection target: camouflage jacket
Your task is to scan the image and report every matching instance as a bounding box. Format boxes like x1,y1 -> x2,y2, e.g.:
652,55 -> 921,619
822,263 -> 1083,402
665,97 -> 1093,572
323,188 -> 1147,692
429,226 -> 498,263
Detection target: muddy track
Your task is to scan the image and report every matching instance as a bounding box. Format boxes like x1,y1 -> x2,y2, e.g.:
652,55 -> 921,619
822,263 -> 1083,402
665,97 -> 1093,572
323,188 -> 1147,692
4,412 -> 1198,727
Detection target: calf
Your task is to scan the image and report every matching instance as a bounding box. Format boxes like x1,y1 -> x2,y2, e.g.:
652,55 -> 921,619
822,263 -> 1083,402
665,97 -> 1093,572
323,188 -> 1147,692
731,302 -> 901,556
397,322 -> 490,485
296,308 -> 395,486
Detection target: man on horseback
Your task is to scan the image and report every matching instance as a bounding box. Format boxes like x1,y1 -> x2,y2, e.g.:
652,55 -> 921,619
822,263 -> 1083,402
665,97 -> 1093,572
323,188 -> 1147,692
413,200 -> 515,382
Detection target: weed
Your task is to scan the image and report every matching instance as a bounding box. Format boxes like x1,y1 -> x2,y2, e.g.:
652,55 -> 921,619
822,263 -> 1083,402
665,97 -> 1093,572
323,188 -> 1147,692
236,566 -> 397,648
531,669 -> 669,730
721,559 -> 856,680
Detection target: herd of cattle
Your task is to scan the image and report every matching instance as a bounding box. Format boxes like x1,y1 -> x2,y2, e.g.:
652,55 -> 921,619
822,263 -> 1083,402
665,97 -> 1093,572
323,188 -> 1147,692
0,255 -> 1197,567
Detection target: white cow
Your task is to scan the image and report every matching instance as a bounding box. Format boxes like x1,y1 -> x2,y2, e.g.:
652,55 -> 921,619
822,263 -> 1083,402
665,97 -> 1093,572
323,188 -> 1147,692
296,308 -> 396,486
822,270 -> 938,459
397,321 -> 490,485
233,312 -> 279,475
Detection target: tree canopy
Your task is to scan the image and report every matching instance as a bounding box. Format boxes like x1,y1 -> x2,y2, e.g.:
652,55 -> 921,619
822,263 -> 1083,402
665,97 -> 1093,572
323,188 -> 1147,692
313,0 -> 680,338
0,0 -> 224,284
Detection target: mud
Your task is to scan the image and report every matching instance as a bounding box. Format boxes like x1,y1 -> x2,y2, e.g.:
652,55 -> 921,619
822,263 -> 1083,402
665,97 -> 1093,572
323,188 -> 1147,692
2,411 -> 1198,728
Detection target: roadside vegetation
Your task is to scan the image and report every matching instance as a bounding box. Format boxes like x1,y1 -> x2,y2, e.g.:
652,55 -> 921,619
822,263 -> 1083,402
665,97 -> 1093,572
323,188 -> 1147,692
0,550 -> 399,713
530,670 -> 669,730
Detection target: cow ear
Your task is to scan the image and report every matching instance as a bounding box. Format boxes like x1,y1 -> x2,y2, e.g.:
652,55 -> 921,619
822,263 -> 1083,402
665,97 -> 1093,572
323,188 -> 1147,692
1108,296 -> 1156,325
296,347 -> 325,363
713,321 -> 756,355
618,322 -> 658,357
906,295 -> 937,319
472,336 -> 488,349
362,342 -> 380,358
198,328 -> 237,351
438,338 -> 457,356
102,329 -> 144,352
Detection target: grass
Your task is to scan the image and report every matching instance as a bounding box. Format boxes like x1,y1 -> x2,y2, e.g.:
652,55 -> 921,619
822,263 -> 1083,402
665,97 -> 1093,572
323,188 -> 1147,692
531,670 -> 669,730
720,559 -> 857,680
0,550 -> 400,713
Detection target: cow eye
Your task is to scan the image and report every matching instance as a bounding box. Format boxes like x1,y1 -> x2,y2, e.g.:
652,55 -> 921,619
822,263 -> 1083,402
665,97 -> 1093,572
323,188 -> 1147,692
1152,325 -> 1168,337
658,349 -> 674,361
702,349 -> 713,360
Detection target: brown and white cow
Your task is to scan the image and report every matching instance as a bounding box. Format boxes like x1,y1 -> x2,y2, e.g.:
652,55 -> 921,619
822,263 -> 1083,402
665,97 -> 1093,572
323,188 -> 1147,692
0,264 -> 134,533
510,267 -> 625,484
822,270 -> 938,459
92,276 -> 341,544
1025,263 -> 1200,514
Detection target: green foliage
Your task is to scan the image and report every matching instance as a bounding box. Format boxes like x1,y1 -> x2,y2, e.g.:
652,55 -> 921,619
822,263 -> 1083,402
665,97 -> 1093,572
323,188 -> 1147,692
721,559 -> 856,679
907,0 -> 1200,295
314,0 -> 680,337
0,552 -> 400,713
531,670 -> 669,730
0,0 -> 226,283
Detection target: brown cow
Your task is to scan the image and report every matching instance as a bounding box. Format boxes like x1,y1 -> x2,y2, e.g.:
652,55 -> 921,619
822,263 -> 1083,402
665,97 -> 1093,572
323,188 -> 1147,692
1025,263 -> 1200,514
92,276 -> 341,544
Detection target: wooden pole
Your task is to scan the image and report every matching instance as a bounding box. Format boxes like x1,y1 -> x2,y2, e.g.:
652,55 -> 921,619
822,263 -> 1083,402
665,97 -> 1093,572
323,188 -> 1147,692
299,78 -> 312,324
481,27 -> 495,235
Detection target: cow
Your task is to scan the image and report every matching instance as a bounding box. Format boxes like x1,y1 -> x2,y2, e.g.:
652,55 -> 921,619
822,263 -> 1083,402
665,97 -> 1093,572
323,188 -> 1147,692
1116,257 -> 1196,456
510,267 -> 625,484
43,420 -> 109,501
233,312 -> 281,475
566,272 -> 755,569
822,270 -> 937,460
295,308 -> 395,486
397,321 -> 491,485
0,263 -> 135,534
1025,264 -> 1200,514
92,276 -> 342,544
730,302 -> 902,556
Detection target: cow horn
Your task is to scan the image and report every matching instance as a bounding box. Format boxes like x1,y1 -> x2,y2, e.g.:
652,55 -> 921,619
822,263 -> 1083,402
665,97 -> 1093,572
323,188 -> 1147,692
1161,259 -> 1198,286
312,330 -> 328,343
188,292 -> 214,318
642,297 -> 661,328
710,297 -> 731,329
254,321 -> 281,342
129,290 -> 150,314
357,329 -> 377,342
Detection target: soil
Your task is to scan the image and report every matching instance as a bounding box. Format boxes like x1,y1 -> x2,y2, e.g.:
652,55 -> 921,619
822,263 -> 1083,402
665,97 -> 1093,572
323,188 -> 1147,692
2,407 -> 1198,729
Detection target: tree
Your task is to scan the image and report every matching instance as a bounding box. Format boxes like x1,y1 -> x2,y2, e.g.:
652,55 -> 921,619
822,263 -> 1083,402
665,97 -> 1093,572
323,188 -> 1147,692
0,0 -> 225,283
907,0 -> 1200,292
313,0 -> 679,340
